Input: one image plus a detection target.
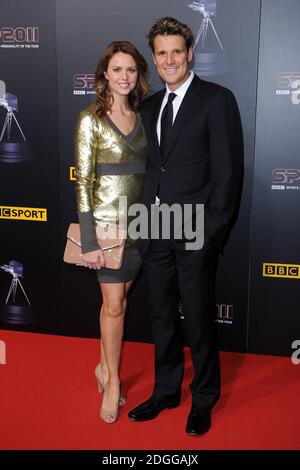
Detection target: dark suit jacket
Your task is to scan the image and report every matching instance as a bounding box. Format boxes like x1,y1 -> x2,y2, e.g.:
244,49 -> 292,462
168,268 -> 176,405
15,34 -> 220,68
140,74 -> 243,253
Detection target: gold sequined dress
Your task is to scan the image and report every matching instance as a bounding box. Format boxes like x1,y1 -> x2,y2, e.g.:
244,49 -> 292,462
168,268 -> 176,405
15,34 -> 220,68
74,103 -> 147,282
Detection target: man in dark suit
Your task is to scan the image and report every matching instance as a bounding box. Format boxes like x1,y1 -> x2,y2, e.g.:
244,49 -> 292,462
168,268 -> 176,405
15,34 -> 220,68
128,17 -> 243,435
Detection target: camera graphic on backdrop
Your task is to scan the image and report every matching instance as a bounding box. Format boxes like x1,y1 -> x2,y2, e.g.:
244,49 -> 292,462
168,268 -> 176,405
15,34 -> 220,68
0,260 -> 35,324
0,80 -> 33,163
188,0 -> 230,76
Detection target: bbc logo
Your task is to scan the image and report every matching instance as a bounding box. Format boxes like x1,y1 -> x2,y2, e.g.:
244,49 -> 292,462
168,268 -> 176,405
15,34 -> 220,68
69,166 -> 76,181
263,263 -> 300,279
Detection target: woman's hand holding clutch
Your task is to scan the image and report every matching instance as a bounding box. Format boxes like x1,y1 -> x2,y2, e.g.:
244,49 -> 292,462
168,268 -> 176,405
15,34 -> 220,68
82,249 -> 105,270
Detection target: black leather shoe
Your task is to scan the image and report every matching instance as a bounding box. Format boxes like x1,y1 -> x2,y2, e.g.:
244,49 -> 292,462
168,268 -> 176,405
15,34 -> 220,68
185,406 -> 211,436
128,395 -> 180,421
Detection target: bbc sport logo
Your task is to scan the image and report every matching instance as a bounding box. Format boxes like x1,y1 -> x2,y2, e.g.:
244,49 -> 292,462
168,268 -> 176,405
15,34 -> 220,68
0,205 -> 47,222
275,72 -> 300,105
73,73 -> 96,96
271,168 -> 300,191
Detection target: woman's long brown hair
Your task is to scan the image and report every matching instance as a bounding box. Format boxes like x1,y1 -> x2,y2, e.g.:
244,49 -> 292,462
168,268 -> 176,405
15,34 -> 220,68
94,41 -> 150,117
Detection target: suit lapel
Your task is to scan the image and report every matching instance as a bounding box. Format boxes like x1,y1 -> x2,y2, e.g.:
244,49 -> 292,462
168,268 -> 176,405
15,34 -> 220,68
148,90 -> 164,159
162,75 -> 203,164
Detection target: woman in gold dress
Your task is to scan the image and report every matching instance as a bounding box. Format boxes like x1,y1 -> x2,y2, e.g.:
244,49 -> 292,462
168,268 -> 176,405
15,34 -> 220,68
74,41 -> 149,423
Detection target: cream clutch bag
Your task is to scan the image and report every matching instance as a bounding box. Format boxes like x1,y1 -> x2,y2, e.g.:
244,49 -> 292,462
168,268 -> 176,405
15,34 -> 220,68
63,223 -> 126,270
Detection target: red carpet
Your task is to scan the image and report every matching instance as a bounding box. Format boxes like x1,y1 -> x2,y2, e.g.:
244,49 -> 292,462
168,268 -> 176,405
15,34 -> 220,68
0,330 -> 299,450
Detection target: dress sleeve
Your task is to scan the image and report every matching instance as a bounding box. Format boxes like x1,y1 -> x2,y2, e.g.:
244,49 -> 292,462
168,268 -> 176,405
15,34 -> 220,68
74,111 -> 100,253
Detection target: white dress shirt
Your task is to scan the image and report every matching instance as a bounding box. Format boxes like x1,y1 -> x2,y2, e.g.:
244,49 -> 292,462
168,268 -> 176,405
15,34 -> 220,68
156,71 -> 194,144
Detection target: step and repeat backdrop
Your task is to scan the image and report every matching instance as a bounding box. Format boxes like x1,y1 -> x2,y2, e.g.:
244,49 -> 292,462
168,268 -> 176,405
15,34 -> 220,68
0,0 -> 299,356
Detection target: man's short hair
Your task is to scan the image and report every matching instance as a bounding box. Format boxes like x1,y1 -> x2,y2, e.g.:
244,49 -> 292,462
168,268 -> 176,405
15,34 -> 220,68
148,17 -> 194,52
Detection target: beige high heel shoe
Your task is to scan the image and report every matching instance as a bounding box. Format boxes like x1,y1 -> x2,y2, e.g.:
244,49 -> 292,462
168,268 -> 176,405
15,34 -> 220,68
94,364 -> 126,407
100,383 -> 120,424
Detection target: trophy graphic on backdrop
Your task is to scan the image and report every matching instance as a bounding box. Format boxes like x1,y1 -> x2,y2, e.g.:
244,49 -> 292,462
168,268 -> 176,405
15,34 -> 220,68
0,80 -> 33,162
188,0 -> 230,76
0,260 -> 35,324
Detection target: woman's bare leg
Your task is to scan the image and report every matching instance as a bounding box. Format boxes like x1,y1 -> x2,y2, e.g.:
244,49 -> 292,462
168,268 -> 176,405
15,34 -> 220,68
99,280 -> 133,381
98,280 -> 133,422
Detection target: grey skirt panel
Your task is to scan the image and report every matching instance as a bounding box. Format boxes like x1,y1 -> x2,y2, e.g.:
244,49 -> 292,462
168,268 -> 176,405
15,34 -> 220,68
96,247 -> 142,283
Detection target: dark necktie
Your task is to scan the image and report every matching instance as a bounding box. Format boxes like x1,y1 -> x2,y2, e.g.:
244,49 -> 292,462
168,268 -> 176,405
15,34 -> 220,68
160,92 -> 176,157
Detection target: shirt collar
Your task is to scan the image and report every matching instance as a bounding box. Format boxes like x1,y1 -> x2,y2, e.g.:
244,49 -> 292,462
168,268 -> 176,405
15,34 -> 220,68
165,71 -> 194,100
